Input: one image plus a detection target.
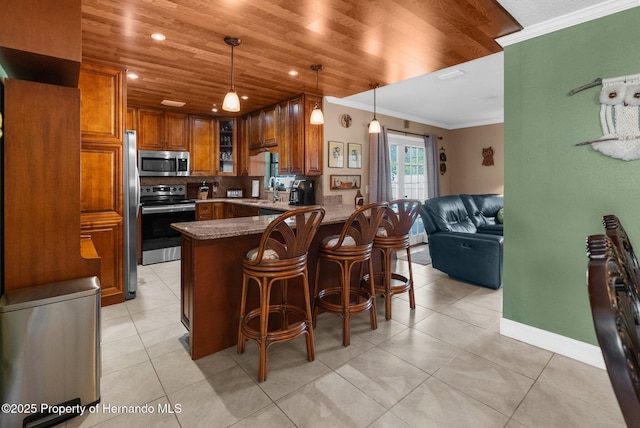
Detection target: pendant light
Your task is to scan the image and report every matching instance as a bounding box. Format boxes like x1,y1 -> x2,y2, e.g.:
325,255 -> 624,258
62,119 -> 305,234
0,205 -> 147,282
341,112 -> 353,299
369,83 -> 381,134
309,64 -> 324,125
222,36 -> 241,112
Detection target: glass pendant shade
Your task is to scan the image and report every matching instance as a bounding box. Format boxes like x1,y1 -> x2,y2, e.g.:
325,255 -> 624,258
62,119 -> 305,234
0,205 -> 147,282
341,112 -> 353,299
368,118 -> 381,134
310,103 -> 325,125
222,90 -> 240,112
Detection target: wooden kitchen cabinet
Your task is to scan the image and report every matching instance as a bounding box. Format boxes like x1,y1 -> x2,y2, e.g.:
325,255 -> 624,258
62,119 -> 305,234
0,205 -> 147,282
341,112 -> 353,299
189,115 -> 216,176
217,119 -> 237,176
196,202 -> 213,221
197,202 -> 229,220
0,0 -> 81,87
304,94 -> 323,176
79,62 -> 126,306
248,105 -> 277,151
276,94 -> 322,176
137,107 -> 189,151
126,107 -> 137,131
4,78 -> 100,291
190,116 -> 238,176
237,115 -> 250,176
279,96 -> 305,175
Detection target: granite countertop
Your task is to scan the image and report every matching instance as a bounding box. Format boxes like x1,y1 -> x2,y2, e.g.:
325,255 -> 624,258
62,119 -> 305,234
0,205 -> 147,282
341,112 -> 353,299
194,197 -> 293,211
172,202 -> 357,240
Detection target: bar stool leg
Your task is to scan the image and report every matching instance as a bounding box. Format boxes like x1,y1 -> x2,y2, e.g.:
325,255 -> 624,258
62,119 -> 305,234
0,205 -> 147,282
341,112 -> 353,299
406,248 -> 416,310
341,260 -> 351,346
237,273 -> 250,354
258,277 -> 270,383
301,270 -> 315,362
383,247 -> 393,320
367,257 -> 378,329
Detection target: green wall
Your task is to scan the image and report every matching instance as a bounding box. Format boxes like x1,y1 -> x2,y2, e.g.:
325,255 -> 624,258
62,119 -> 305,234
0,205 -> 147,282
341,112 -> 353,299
503,8 -> 640,344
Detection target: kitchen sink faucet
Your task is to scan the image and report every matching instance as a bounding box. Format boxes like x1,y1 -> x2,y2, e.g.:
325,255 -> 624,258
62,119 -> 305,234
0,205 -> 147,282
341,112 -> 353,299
269,177 -> 279,203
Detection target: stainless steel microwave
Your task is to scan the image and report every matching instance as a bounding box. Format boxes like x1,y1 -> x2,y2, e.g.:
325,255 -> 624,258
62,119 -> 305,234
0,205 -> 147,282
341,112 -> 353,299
138,150 -> 190,177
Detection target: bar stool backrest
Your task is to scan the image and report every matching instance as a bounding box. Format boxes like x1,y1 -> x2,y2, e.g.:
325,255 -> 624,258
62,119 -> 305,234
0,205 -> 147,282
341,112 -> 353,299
246,206 -> 326,265
326,202 -> 388,248
380,199 -> 422,237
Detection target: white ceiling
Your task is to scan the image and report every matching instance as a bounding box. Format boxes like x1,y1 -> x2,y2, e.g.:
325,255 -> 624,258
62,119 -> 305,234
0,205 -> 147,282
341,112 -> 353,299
335,0 -> 612,130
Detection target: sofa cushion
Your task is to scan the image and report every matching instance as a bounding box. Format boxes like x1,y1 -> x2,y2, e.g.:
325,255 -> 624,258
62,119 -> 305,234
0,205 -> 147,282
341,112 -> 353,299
422,195 -> 477,234
461,194 -> 504,227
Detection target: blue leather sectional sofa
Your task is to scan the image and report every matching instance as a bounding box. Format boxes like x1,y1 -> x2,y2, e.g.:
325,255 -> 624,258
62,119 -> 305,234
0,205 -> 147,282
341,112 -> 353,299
420,194 -> 503,289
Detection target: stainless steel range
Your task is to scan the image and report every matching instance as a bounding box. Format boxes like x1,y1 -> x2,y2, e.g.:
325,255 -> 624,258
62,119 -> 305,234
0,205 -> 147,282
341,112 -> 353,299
140,185 -> 195,265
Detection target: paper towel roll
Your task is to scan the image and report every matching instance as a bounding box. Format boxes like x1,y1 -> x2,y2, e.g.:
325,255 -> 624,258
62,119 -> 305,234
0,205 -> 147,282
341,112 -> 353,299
251,180 -> 260,198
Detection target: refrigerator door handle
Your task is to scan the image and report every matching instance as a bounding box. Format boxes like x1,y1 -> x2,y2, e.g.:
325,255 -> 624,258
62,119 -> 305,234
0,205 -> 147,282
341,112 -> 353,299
135,167 -> 141,217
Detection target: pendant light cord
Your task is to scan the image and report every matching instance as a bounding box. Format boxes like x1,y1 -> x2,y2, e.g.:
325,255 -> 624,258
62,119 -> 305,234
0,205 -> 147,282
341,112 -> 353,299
230,45 -> 235,91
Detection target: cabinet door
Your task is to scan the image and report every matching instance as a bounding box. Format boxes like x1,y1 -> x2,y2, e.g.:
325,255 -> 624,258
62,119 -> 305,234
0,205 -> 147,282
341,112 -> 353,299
304,95 -> 323,176
196,202 -> 213,221
190,115 -> 217,176
248,110 -> 262,148
126,107 -> 137,131
165,112 -> 189,151
138,108 -> 164,150
218,119 -> 236,176
238,116 -> 250,176
213,202 -> 226,219
262,105 -> 277,146
287,96 -> 305,175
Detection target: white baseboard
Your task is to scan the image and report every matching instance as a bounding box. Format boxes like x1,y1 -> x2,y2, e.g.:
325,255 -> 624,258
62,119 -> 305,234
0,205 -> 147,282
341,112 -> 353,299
500,318 -> 605,369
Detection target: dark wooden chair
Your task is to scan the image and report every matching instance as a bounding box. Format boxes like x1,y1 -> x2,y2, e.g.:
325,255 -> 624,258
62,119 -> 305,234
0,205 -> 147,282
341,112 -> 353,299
237,206 -> 325,382
313,202 -> 388,346
362,199 -> 422,320
586,234 -> 640,427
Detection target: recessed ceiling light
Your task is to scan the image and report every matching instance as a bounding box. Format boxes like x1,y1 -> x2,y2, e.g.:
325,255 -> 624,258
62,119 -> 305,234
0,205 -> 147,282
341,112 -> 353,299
240,95 -> 249,100
212,104 -> 218,113
160,99 -> 185,107
437,69 -> 465,80
127,73 -> 139,79
288,70 -> 299,77
151,33 -> 166,41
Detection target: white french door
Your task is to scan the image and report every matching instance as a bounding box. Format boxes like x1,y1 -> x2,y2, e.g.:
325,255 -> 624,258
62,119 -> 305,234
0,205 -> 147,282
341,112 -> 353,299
389,134 -> 427,244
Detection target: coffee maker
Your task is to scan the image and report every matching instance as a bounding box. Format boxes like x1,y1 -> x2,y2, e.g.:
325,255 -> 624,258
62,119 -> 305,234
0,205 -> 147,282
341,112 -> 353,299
289,180 -> 315,206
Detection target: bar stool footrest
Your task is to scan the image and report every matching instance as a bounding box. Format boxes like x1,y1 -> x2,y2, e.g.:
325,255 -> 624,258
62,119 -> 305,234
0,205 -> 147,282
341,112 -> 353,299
316,287 -> 374,314
241,304 -> 310,343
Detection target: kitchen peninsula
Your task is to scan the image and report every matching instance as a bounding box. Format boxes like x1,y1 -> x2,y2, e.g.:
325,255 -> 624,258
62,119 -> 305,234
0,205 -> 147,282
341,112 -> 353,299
172,202 -> 357,360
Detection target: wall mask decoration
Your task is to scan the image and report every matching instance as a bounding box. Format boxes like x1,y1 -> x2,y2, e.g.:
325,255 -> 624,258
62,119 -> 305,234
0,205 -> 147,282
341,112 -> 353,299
482,146 -> 494,166
571,73 -> 640,160
439,147 -> 447,175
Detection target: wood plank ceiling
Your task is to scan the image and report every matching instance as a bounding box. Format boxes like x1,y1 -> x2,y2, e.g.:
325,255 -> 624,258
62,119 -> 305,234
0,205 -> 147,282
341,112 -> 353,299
81,0 -> 521,116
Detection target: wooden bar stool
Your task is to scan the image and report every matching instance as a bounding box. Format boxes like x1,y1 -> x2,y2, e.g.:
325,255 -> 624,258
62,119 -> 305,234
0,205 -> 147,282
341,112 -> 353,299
237,206 -> 325,382
362,199 -> 422,320
313,202 -> 388,346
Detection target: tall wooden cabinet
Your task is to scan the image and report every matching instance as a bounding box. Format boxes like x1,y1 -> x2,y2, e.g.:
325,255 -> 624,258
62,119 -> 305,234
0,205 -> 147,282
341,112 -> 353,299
3,78 -> 101,290
78,62 -> 126,306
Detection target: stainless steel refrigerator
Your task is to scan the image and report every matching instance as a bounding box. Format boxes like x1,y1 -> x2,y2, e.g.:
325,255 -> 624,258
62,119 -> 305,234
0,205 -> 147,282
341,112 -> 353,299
124,130 -> 139,299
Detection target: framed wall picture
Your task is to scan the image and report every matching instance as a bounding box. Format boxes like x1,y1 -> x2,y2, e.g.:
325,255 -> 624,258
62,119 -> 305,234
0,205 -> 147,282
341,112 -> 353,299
348,143 -> 362,169
328,141 -> 344,168
330,175 -> 361,190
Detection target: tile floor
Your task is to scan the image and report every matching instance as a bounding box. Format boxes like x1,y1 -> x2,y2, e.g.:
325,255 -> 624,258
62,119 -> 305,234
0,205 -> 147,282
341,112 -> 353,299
65,259 -> 625,428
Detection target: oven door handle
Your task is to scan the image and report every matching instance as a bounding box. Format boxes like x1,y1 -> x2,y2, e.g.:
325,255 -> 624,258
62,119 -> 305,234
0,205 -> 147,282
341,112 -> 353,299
141,204 -> 196,214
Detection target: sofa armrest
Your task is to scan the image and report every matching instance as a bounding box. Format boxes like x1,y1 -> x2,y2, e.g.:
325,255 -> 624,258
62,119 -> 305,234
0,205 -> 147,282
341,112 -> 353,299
477,224 -> 503,236
429,232 -> 503,289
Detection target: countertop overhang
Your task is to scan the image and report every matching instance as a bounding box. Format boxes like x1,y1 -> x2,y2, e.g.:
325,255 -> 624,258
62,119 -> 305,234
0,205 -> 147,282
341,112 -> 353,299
172,201 -> 357,240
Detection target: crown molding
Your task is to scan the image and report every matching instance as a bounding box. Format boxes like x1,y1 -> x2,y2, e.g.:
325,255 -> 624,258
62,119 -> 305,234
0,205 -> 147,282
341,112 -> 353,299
325,96 -> 503,130
497,0 -> 640,47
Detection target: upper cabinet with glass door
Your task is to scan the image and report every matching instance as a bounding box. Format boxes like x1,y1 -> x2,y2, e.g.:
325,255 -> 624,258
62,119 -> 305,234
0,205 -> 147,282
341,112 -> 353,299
218,119 -> 236,175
